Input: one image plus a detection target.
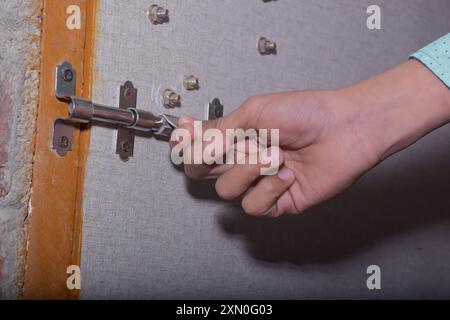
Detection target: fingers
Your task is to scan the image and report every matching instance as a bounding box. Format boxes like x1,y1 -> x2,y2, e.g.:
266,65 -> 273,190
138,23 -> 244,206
215,148 -> 284,200
170,95 -> 275,180
171,116 -> 214,179
172,100 -> 299,218
242,167 -> 296,217
215,164 -> 262,200
171,114 -> 297,217
171,109 -> 262,179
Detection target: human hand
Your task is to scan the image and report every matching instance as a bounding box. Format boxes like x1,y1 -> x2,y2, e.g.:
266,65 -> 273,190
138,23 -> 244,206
171,60 -> 450,217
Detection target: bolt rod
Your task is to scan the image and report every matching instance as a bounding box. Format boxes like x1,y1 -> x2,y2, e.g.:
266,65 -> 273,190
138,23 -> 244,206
68,97 -> 177,136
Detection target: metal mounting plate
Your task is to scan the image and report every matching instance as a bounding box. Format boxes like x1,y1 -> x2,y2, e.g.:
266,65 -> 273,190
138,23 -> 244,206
53,61 -> 77,156
116,81 -> 137,161
55,61 -> 77,99
207,98 -> 224,121
52,119 -> 75,157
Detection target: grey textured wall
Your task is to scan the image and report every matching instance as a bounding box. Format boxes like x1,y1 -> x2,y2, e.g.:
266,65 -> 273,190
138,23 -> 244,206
81,0 -> 450,299
0,0 -> 41,299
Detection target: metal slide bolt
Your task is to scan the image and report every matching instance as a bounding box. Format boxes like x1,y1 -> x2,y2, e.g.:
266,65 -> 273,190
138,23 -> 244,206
163,89 -> 181,108
148,5 -> 169,25
258,37 -> 277,55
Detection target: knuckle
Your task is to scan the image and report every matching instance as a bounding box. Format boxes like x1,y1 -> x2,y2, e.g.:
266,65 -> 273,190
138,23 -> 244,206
266,207 -> 280,218
242,95 -> 264,111
241,198 -> 260,216
292,199 -> 308,215
261,178 -> 277,194
215,178 -> 235,201
184,167 -> 195,178
184,166 -> 202,180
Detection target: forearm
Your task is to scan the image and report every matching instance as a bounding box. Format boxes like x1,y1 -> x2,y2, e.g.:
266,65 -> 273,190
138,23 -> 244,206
341,60 -> 450,161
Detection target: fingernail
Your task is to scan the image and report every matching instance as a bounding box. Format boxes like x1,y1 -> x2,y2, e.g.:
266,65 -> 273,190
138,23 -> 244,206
278,168 -> 294,181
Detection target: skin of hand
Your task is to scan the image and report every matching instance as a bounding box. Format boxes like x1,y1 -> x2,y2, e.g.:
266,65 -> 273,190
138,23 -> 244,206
171,60 -> 450,217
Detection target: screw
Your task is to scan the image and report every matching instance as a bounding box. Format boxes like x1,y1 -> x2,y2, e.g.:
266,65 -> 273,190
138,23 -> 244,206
63,69 -> 74,82
258,37 -> 277,55
148,5 -> 169,25
183,75 -> 200,91
120,141 -> 131,153
163,89 -> 181,108
123,87 -> 133,100
59,136 -> 70,148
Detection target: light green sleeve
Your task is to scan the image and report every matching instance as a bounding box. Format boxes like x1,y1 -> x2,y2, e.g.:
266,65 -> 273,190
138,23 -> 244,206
411,33 -> 450,88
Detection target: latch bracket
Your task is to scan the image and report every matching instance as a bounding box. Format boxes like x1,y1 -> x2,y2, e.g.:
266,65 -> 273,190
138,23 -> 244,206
55,61 -> 77,99
53,119 -> 74,157
116,81 -> 137,161
53,61 -> 76,157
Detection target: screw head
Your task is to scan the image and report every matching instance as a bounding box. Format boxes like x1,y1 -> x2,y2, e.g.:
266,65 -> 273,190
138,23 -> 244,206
258,37 -> 277,55
120,141 -> 131,153
183,75 -> 200,91
163,89 -> 181,108
63,69 -> 74,82
148,5 -> 169,25
123,87 -> 132,100
59,136 -> 70,148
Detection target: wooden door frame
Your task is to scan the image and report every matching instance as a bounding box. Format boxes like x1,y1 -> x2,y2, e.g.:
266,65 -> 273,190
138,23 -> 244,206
22,0 -> 96,299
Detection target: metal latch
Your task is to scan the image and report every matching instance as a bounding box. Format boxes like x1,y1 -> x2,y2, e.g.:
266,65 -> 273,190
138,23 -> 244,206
53,61 -> 179,161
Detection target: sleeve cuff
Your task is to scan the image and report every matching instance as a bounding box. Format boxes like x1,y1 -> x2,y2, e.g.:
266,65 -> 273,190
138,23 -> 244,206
410,33 -> 450,89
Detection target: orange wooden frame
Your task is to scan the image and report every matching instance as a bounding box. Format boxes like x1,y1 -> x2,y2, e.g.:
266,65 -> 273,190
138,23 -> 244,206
23,0 -> 96,299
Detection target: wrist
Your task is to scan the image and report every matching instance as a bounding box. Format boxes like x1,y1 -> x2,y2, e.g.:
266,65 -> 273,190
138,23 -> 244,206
341,60 -> 450,161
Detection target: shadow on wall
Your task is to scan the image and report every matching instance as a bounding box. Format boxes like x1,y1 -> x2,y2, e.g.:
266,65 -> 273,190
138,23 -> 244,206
186,142 -> 450,266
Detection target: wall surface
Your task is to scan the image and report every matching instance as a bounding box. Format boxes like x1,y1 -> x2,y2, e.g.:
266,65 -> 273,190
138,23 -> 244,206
0,0 -> 41,299
81,0 -> 450,299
